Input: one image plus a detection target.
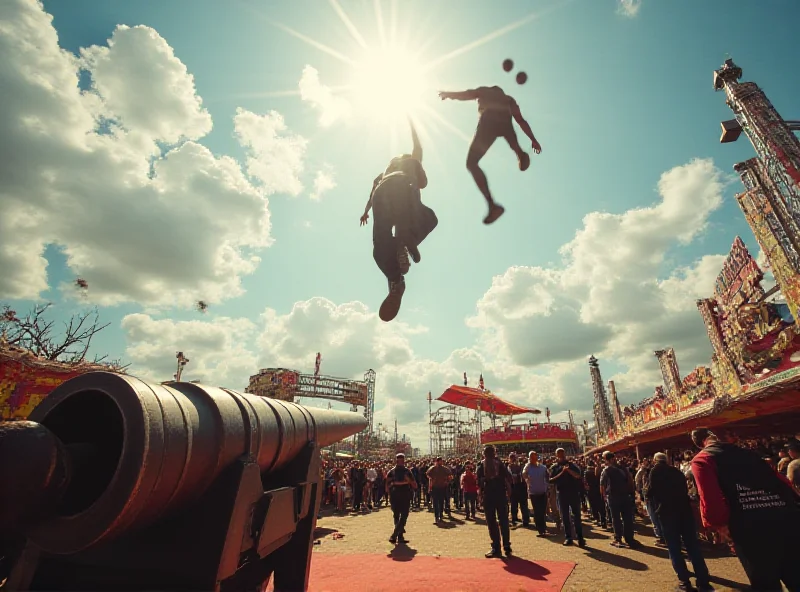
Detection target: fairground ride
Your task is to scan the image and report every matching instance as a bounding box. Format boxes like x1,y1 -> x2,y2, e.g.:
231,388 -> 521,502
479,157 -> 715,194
245,357 -> 376,455
429,382 -> 579,457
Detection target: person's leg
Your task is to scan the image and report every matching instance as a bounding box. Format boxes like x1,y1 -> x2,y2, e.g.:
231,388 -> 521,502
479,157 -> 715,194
569,494 -> 584,542
466,123 -> 504,224
733,539 -> 782,592
532,493 -> 547,534
645,499 -> 663,539
498,499 -> 512,552
679,515 -> 710,588
396,492 -> 411,542
519,488 -> 531,526
432,488 -> 443,521
502,124 -> 529,171
510,489 -> 519,523
608,497 -> 624,543
622,497 -> 636,545
557,493 -> 574,542
484,498 -> 501,554
660,515 -> 693,585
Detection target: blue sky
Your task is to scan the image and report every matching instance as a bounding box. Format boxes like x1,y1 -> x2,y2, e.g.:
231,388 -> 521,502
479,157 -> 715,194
2,0 -> 799,445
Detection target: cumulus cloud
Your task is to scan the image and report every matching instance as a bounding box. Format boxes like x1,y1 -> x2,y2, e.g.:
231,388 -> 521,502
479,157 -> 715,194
298,65 -> 351,127
469,158 -> 727,408
234,108 -> 307,196
310,165 -> 336,200
80,24 -> 212,144
121,313 -> 258,387
0,0 -> 308,306
618,0 -> 642,17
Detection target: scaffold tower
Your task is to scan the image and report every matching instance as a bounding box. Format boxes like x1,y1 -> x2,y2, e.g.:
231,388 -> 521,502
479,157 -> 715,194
589,355 -> 614,437
714,58 -> 800,319
428,404 -> 479,457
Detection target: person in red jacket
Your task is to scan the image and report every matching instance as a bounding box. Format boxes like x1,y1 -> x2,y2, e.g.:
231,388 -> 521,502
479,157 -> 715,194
460,463 -> 480,520
691,428 -> 800,591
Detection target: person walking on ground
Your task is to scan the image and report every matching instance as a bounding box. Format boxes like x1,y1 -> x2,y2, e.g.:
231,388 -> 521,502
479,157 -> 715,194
691,428 -> 800,591
646,452 -> 713,592
600,451 -> 639,548
426,457 -> 452,523
637,457 -> 665,546
584,460 -> 607,529
477,445 -> 513,558
548,448 -> 587,547
508,452 -> 531,526
461,463 -> 480,519
386,453 -> 415,544
438,85 -> 541,225
523,450 -> 550,537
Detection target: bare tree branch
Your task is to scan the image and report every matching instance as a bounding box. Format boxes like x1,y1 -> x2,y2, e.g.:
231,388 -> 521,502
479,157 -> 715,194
0,302 -> 118,366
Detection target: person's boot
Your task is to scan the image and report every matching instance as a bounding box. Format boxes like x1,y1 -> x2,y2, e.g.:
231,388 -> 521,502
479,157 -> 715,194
379,278 -> 406,322
396,245 -> 410,274
504,546 -> 513,556
485,548 -> 502,558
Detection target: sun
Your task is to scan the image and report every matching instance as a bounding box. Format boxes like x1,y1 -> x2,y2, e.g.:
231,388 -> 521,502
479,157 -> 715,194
349,46 -> 430,121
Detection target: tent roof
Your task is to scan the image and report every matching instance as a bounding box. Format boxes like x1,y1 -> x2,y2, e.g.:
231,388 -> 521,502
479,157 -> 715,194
437,385 -> 540,416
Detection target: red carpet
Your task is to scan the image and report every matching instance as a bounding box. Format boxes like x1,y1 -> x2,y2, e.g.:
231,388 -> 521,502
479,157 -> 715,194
272,553 -> 575,592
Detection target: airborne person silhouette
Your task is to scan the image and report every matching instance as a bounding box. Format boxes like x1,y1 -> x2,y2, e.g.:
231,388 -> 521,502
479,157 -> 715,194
360,118 -> 438,322
439,85 -> 541,224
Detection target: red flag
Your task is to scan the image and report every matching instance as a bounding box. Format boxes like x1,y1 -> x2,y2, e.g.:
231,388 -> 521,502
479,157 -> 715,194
314,352 -> 322,377
479,374 -> 485,391
463,372 -> 467,386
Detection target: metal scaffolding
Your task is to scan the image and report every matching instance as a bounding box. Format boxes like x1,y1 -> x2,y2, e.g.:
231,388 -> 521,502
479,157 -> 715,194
428,404 -> 479,457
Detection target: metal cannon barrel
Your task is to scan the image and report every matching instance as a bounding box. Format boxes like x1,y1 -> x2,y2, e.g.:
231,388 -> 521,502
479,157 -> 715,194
19,371 -> 366,555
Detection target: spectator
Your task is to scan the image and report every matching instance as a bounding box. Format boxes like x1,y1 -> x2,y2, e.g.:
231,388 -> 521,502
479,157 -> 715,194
646,452 -> 712,592
600,451 -> 639,548
691,428 -> 800,591
523,451 -> 550,537
548,448 -> 586,547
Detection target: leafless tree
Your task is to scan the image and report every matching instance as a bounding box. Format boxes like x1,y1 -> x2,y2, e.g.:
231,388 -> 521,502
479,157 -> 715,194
0,302 -> 124,367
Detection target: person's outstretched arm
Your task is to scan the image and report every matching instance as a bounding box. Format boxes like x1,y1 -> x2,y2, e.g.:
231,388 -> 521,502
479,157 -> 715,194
510,100 -> 542,154
409,117 -> 422,162
439,89 -> 480,101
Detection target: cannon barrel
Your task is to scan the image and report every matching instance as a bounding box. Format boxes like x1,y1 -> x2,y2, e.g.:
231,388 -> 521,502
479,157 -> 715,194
8,371 -> 366,555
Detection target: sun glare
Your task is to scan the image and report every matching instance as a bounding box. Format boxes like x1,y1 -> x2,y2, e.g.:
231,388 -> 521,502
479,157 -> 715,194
350,47 -> 430,121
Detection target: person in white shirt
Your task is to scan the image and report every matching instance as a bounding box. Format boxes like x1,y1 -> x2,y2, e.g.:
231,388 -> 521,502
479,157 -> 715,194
523,451 -> 550,536
365,465 -> 378,510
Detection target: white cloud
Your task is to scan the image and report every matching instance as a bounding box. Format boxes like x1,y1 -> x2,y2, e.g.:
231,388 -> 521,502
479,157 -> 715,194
469,158 -> 727,408
310,165 -> 336,200
234,108 -> 307,196
121,313 -> 258,387
298,65 -> 351,127
0,0 -> 305,307
618,0 -> 642,17
80,24 -> 212,144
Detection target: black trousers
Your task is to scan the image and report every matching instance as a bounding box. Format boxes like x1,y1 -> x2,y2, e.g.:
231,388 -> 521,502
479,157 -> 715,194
733,523 -> 800,591
484,495 -> 511,551
587,487 -> 606,527
372,175 -> 437,283
557,491 -> 584,542
510,483 -> 530,524
390,487 -> 412,538
529,493 -> 548,534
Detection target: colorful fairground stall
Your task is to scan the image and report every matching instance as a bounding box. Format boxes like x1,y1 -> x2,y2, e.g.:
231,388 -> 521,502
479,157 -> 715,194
430,383 -> 579,457
588,233 -> 800,456
586,60 -> 800,457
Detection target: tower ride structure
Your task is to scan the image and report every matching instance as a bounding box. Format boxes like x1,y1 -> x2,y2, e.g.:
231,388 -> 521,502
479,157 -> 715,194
715,58 -> 800,319
589,355 -> 615,438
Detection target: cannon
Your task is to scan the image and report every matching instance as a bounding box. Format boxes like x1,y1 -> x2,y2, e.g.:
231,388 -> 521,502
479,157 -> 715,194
0,371 -> 367,591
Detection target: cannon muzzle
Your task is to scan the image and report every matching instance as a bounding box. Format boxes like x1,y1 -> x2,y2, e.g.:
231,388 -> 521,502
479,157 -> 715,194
4,371 -> 366,555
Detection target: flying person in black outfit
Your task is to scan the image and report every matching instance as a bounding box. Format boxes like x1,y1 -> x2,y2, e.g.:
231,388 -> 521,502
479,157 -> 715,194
439,85 -> 541,225
361,118 -> 437,322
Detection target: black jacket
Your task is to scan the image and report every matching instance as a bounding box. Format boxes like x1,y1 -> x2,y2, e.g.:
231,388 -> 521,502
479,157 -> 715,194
645,461 -> 692,519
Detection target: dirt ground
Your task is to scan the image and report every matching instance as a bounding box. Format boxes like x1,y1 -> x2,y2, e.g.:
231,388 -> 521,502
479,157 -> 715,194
312,502 -> 750,592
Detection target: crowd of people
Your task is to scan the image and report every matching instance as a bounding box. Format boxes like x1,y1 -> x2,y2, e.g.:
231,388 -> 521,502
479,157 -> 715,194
322,428 -> 800,592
